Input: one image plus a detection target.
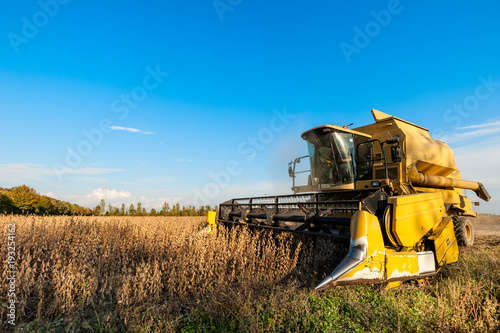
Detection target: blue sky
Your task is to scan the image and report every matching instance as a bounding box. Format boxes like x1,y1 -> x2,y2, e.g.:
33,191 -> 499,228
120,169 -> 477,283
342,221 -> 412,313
0,0 -> 499,213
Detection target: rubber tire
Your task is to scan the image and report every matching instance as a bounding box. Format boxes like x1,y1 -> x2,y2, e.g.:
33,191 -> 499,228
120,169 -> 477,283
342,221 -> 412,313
454,216 -> 474,247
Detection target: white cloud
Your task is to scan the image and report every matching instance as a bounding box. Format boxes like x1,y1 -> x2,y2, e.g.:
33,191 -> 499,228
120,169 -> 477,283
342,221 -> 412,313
445,127 -> 500,144
247,153 -> 258,159
457,119 -> 500,130
87,188 -> 132,200
453,135 -> 500,214
0,163 -> 124,183
453,136 -> 500,187
108,126 -> 156,135
0,163 -> 45,182
86,188 -> 132,200
443,119 -> 500,144
47,167 -> 124,176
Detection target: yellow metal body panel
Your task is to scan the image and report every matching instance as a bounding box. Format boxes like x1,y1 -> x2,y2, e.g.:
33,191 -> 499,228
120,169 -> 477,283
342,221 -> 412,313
385,250 -> 419,281
388,192 -> 445,247
414,187 -> 461,205
350,210 -> 386,259
452,197 -> 477,217
371,109 -> 428,130
354,109 -> 458,181
428,217 -> 459,266
385,281 -> 402,290
207,211 -> 217,233
415,187 -> 477,216
336,210 -> 386,284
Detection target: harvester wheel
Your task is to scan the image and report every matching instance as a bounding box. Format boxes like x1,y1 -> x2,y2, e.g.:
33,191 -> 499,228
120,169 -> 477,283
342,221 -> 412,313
454,216 -> 474,247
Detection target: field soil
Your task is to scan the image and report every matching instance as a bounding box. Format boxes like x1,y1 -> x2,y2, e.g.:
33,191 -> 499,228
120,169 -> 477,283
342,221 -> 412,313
473,214 -> 500,240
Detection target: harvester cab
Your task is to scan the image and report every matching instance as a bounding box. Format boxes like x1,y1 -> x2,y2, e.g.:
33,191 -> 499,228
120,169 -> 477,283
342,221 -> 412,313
212,109 -> 491,290
290,123 -> 402,194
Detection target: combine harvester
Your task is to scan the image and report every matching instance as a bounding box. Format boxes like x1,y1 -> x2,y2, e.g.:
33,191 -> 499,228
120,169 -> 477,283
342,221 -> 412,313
207,109 -> 490,290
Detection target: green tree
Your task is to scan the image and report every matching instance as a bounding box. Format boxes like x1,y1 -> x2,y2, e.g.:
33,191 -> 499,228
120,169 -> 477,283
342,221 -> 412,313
0,191 -> 16,214
128,204 -> 136,216
10,185 -> 39,213
150,208 -> 157,216
161,202 -> 170,215
171,203 -> 180,216
99,199 -> 106,215
92,205 -> 101,215
136,202 -> 142,216
57,201 -> 74,215
74,205 -> 92,215
107,205 -> 119,216
36,195 -> 54,215
120,203 -> 125,215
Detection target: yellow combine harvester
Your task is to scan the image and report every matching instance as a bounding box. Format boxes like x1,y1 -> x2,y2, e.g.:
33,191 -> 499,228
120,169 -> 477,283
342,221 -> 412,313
207,109 -> 490,290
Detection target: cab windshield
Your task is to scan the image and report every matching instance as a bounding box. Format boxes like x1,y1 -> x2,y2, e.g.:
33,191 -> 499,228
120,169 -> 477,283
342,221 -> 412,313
306,131 -> 356,188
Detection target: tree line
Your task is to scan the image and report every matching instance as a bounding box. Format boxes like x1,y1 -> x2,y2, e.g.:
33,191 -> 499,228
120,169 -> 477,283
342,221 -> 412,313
0,185 -> 216,216
0,185 -> 92,215
92,199 -> 216,216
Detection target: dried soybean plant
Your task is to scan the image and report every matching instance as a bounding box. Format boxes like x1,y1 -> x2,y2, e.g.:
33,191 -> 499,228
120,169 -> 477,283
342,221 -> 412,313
0,215 -> 304,323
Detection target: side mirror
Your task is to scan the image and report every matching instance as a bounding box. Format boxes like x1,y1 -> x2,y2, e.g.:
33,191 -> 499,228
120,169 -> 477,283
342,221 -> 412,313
391,145 -> 402,163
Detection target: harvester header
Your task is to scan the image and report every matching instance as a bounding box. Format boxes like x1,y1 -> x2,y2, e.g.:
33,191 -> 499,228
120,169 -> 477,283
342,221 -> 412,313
210,109 -> 490,290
